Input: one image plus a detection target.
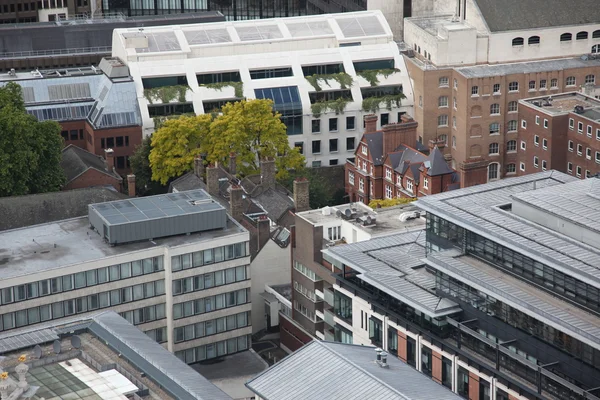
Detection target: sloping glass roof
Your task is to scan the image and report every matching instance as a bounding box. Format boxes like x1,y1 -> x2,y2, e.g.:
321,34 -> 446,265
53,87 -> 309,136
184,28 -> 231,45
286,20 -> 334,37
236,24 -> 283,41
334,15 -> 386,38
254,86 -> 302,112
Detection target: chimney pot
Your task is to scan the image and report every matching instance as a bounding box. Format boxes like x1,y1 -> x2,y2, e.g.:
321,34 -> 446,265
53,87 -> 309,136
293,178 -> 310,212
364,114 -> 378,134
104,148 -> 115,172
206,164 -> 220,196
229,185 -> 243,222
127,174 -> 136,197
375,347 -> 383,362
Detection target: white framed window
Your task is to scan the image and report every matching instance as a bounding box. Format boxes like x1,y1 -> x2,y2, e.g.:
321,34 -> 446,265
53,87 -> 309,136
439,77 -> 449,87
471,86 -> 479,95
520,162 -> 526,171
423,178 -> 429,189
535,115 -> 540,125
533,156 -> 539,168
489,143 -> 499,155
385,168 -> 392,180
577,144 -> 583,155
490,104 -> 500,115
488,163 -> 499,181
597,129 -> 600,141
521,141 -> 526,150
551,78 -> 558,88
507,140 -> 517,152
542,138 -> 548,149
493,84 -> 501,94
453,78 -> 458,89
529,80 -> 536,90
542,160 -> 547,171
385,185 -> 392,199
452,116 -> 457,129
506,163 -> 516,174
406,179 -> 413,192
567,162 -> 573,173
534,135 -> 540,146
452,135 -> 456,148
521,119 -> 527,129
439,134 -> 448,144
358,177 -> 364,192
540,79 -> 547,89
566,76 -> 576,86
489,123 -> 500,134
586,148 -> 592,159
587,125 -> 593,137
578,121 -> 583,133
508,81 -> 519,91
419,96 -> 423,107
543,119 -> 548,128
596,151 -> 600,164
438,115 -> 448,126
362,160 -> 367,171
586,170 -> 591,178
569,118 -> 574,129
508,101 -> 518,112
370,181 -> 373,196
438,96 -> 449,108
507,120 -> 517,132
348,171 -> 355,185
396,175 -> 402,185
586,74 -> 596,84
453,97 -> 457,109
361,145 -> 368,155
568,140 -> 574,152
576,166 -> 582,177
327,226 -> 341,241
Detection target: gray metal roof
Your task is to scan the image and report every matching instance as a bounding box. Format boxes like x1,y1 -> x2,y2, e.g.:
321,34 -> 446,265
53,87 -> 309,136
473,0 -> 600,32
456,56 -> 600,79
427,253 -> 600,349
323,231 -> 461,317
89,311 -> 232,400
415,171 -> 600,288
246,340 -> 462,400
0,328 -> 58,354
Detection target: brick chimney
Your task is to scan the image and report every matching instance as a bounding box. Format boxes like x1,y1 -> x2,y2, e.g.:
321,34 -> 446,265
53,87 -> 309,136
260,158 -> 276,189
459,160 -> 489,188
194,156 -> 204,181
257,214 -> 271,251
206,163 -> 220,196
104,148 -> 115,172
364,114 -> 378,134
382,116 -> 418,155
229,152 -> 237,176
293,177 -> 310,212
229,185 -> 244,222
127,174 -> 136,197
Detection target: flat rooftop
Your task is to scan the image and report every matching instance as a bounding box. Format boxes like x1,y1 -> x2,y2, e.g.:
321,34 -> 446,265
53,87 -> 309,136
298,202 -> 425,237
522,92 -> 600,120
415,171 -> 600,288
428,253 -> 600,349
456,56 -> 600,78
323,230 -> 460,318
0,215 -> 246,281
406,14 -> 478,37
0,311 -> 231,400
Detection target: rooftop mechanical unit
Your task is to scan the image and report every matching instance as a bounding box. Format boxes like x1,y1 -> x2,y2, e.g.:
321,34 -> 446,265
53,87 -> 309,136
88,189 -> 227,245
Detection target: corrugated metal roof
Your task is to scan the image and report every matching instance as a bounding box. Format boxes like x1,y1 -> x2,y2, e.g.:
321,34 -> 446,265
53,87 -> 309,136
246,341 -> 462,400
415,171 -> 600,287
323,231 -> 460,317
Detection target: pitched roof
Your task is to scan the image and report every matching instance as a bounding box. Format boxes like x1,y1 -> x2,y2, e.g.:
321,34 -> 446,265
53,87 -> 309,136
169,171 -> 204,193
364,131 -> 385,165
60,145 -> 121,184
246,341 -> 462,400
426,147 -> 454,176
0,186 -> 127,231
473,0 -> 600,32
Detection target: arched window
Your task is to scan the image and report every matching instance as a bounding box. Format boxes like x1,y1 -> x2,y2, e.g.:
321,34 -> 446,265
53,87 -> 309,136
528,36 -> 540,45
592,45 -> 600,54
490,104 -> 500,115
594,30 -> 600,38
506,140 -> 517,152
507,120 -> 518,132
488,163 -> 499,181
512,37 -> 524,46
576,31 -> 589,40
560,33 -> 572,42
489,143 -> 499,155
489,123 -> 500,134
438,96 -> 449,107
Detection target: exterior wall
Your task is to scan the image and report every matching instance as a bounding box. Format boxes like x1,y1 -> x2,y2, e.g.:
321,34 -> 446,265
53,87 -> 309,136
279,314 -> 313,353
0,0 -> 90,23
63,168 -> 122,192
250,240 -> 291,333
89,124 -> 143,173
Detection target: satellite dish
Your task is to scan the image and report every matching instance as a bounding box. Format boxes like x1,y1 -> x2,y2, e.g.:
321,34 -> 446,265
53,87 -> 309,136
335,210 -> 342,218
71,336 -> 81,349
366,216 -> 373,225
344,208 -> 352,218
53,340 -> 61,354
33,345 -> 42,359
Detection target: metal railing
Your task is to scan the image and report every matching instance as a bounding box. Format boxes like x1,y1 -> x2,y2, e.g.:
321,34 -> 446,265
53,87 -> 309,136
1,46 -> 111,59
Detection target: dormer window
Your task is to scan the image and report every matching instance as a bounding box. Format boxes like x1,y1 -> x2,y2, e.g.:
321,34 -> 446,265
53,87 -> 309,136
361,145 -> 368,155
406,179 -> 413,193
385,168 -> 392,180
397,175 -> 402,185
423,178 -> 429,190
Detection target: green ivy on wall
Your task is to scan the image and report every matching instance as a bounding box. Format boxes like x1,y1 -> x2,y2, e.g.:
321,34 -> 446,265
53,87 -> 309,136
202,81 -> 244,98
311,97 -> 351,118
356,68 -> 401,87
144,85 -> 189,104
305,72 -> 354,92
361,93 -> 406,113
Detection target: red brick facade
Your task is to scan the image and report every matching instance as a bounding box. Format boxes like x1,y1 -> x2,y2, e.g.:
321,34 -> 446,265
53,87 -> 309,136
345,114 -> 459,204
517,93 -> 600,179
63,169 -> 122,192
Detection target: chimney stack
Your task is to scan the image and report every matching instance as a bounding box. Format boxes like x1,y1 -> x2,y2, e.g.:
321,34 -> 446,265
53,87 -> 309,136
104,148 -> 115,172
364,114 -> 378,134
229,152 -> 237,176
260,158 -> 276,189
229,185 -> 244,222
127,174 -> 136,197
206,163 -> 220,196
257,214 -> 270,251
382,116 -> 418,155
194,156 -> 205,181
293,177 -> 310,212
428,139 -> 445,152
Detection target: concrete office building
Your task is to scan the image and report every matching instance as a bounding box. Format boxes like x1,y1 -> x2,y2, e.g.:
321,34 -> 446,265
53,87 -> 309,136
0,310 -> 233,399
402,0 -> 600,186
312,171 -> 600,400
0,190 -> 253,366
111,10 -> 414,167
516,92 -> 600,179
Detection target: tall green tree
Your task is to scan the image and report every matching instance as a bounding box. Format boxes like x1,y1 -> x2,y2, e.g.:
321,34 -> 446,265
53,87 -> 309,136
0,82 -> 65,197
202,99 -> 304,179
149,114 -> 212,185
130,136 -> 168,196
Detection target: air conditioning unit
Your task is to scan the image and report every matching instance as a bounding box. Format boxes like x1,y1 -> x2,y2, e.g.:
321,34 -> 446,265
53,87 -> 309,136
399,211 -> 420,222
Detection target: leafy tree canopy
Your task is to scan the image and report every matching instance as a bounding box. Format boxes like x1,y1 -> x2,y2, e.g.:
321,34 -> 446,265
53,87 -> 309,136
279,168 -> 346,209
130,136 -> 168,196
0,82 -> 65,197
368,198 -> 416,208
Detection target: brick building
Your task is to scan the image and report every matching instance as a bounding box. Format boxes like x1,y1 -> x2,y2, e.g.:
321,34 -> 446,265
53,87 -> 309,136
345,114 -> 459,204
61,145 -> 123,192
517,92 -> 600,179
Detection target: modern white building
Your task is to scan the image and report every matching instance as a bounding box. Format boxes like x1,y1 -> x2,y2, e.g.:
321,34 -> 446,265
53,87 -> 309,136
0,190 -> 252,365
111,10 -> 414,168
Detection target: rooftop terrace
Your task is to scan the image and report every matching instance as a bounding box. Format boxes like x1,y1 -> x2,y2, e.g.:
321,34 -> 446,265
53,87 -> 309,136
521,92 -> 600,121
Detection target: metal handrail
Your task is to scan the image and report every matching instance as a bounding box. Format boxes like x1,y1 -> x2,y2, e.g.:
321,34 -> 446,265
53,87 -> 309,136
1,46 -> 111,59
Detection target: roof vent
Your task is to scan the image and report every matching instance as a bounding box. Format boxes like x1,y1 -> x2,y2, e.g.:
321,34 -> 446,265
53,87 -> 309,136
374,348 -> 389,368
356,215 -> 376,226
574,105 -> 585,114
399,211 -> 420,222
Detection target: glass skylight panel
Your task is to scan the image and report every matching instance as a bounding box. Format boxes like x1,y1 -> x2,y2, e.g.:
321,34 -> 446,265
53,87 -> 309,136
236,24 -> 283,41
184,28 -> 231,45
138,32 -> 181,53
286,21 -> 333,37
335,15 -> 386,38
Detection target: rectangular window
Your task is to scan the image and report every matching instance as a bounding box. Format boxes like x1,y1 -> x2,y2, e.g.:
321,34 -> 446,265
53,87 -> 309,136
346,116 -> 355,130
312,140 -> 321,154
312,119 -> 320,133
569,118 -> 575,129
249,67 -> 293,80
346,137 -> 355,151
329,138 -> 338,153
329,118 -> 338,132
380,113 -> 389,126
578,122 -> 583,133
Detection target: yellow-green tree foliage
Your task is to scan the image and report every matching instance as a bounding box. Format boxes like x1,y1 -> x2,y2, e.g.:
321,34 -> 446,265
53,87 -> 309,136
368,198 -> 416,209
149,99 -> 305,184
149,114 -> 212,185
202,99 -> 304,179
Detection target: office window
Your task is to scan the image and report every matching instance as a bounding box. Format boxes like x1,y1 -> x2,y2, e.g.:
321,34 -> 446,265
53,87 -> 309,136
535,115 -> 540,125
534,135 -> 540,146
520,162 -> 525,171
312,119 -> 320,133
346,137 -> 355,151
346,116 -> 355,130
533,156 -> 539,168
529,80 -> 536,90
312,140 -> 321,154
569,118 -> 575,129
329,138 -> 338,153
540,79 -> 547,89
521,120 -> 527,129
542,138 -> 548,149
578,121 -> 583,132
587,125 -> 593,137
568,140 -> 574,151
453,79 -> 458,89
329,118 -> 338,132
488,163 -> 499,180
507,120 -> 517,132
294,142 -> 304,154
421,346 -> 432,377
568,162 -> 573,173
544,119 -> 548,128
587,148 -> 592,159
576,166 -> 582,177
585,74 -> 596,84
542,160 -> 547,171
380,113 -> 389,126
